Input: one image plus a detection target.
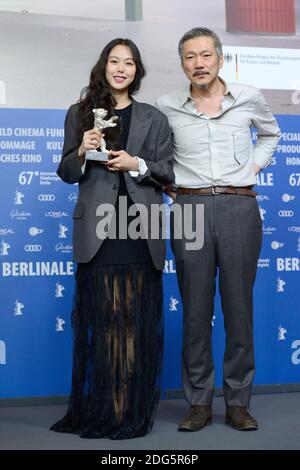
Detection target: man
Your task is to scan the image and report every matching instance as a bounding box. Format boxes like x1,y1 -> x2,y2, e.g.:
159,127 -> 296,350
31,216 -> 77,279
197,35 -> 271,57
156,27 -> 280,431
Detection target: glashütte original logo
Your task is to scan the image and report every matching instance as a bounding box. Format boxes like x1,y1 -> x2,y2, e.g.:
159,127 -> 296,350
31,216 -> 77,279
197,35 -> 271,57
10,210 -> 31,220
55,243 -> 72,253
68,192 -> 78,202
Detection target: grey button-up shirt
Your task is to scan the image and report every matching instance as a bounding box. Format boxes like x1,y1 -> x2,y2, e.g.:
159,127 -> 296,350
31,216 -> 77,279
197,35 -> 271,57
156,80 -> 281,188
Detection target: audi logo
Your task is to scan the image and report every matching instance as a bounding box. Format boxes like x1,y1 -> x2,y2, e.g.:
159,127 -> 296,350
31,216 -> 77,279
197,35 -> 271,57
24,244 -> 42,252
278,210 -> 294,217
38,194 -> 56,202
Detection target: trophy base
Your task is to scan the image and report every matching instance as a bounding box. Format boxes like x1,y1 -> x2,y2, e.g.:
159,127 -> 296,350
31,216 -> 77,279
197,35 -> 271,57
85,150 -> 109,162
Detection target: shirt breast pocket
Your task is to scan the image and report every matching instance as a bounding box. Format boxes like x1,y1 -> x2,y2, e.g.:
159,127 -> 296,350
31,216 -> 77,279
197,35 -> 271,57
232,130 -> 252,165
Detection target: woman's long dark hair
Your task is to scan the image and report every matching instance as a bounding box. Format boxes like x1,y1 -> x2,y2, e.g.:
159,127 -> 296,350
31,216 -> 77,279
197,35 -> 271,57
77,38 -> 145,147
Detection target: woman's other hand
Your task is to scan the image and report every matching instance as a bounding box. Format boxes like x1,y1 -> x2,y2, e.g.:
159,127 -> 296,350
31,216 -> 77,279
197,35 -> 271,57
105,150 -> 139,172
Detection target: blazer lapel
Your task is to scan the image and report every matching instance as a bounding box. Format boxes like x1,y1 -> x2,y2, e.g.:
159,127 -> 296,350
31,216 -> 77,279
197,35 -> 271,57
126,99 -> 152,156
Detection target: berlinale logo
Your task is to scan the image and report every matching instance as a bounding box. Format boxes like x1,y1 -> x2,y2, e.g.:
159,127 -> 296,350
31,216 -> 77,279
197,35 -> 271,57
55,282 -> 65,298
55,316 -> 65,332
0,240 -> 10,256
169,296 -> 179,311
278,325 -> 287,340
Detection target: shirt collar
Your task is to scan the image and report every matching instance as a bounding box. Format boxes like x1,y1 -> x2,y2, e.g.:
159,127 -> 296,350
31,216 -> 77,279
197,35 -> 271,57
178,86 -> 192,107
221,78 -> 240,100
179,77 -> 237,108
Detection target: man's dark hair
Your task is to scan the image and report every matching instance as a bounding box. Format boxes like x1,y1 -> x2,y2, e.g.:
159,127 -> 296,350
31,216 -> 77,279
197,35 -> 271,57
178,27 -> 223,62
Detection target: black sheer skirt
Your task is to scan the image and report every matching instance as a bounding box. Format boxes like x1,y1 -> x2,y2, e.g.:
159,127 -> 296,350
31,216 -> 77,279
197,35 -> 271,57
50,263 -> 163,439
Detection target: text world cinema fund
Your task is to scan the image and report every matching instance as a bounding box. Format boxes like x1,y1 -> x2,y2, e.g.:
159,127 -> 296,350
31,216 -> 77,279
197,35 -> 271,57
0,127 -> 64,137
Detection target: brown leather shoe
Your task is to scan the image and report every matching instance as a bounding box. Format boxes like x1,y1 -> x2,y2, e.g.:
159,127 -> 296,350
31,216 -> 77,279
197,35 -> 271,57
225,406 -> 258,431
178,405 -> 212,432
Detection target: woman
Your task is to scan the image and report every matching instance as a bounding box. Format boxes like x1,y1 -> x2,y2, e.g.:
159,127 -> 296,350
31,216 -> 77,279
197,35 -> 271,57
50,38 -> 174,439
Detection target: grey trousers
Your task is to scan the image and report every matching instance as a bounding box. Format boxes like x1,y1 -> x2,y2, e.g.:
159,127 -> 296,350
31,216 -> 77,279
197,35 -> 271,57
171,194 -> 262,407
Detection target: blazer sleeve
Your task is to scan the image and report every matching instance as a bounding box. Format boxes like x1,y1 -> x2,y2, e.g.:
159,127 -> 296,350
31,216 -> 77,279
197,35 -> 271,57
135,113 -> 175,187
57,105 -> 83,184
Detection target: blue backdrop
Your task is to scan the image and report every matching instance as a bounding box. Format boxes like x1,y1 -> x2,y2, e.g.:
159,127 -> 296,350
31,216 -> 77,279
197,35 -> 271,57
0,109 -> 299,398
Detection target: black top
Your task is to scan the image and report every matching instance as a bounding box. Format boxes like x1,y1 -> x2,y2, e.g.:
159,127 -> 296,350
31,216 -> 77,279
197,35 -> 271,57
78,103 -> 152,268
115,103 -> 133,198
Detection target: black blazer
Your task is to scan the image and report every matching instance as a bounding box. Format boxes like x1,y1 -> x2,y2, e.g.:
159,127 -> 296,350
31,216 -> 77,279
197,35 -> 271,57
57,99 -> 175,270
